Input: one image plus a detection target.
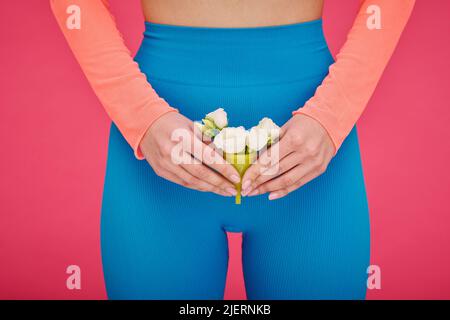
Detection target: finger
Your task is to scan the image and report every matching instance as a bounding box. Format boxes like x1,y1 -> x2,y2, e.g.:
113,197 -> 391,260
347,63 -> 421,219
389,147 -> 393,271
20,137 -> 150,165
259,136 -> 294,170
192,126 -> 213,144
248,161 -> 316,196
241,136 -> 293,194
164,161 -> 234,196
190,136 -> 241,184
153,163 -> 227,196
180,154 -> 237,195
174,170 -> 232,196
247,152 -> 304,193
151,164 -> 186,186
278,122 -> 289,139
179,169 -> 233,196
268,170 -> 320,200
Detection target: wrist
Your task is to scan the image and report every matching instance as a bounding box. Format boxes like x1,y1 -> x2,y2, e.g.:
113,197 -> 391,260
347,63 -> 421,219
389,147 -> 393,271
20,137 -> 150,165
135,107 -> 179,160
291,112 -> 337,156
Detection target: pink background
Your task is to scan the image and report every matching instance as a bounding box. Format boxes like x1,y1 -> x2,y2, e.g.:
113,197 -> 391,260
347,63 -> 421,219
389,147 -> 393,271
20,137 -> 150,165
1,0 -> 449,299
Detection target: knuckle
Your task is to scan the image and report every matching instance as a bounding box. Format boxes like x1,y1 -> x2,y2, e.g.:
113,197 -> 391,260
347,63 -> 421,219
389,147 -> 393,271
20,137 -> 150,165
258,185 -> 267,194
304,143 -> 319,156
212,178 -> 224,188
244,169 -> 255,181
275,162 -> 286,176
318,163 -> 328,174
282,176 -> 294,187
222,167 -> 234,178
291,183 -> 301,192
255,176 -> 265,186
152,160 -> 165,174
295,179 -> 305,190
180,179 -> 190,187
258,162 -> 269,173
161,144 -> 173,156
251,165 -> 262,177
184,176 -> 196,186
248,172 -> 258,182
195,165 -> 208,177
311,155 -> 323,168
214,186 -> 225,194
310,155 -> 321,166
289,134 -> 304,149
153,167 -> 163,177
198,184 -> 210,192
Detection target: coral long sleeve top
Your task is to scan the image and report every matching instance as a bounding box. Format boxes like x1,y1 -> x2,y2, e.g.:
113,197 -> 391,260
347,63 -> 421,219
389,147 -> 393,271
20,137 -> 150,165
50,0 -> 415,158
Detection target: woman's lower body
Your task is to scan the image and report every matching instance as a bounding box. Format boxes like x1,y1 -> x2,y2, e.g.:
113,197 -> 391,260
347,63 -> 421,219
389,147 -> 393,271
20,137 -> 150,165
101,20 -> 370,300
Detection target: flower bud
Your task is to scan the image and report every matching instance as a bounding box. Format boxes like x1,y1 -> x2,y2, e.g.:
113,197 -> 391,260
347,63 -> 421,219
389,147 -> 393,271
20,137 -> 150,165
257,117 -> 281,145
213,127 -> 247,154
206,108 -> 228,129
247,127 -> 269,152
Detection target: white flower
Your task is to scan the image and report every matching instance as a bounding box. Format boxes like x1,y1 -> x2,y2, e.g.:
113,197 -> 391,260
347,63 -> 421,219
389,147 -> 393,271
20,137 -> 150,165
246,127 -> 269,152
213,127 -> 247,154
195,121 -> 220,139
206,108 -> 228,129
257,117 -> 281,144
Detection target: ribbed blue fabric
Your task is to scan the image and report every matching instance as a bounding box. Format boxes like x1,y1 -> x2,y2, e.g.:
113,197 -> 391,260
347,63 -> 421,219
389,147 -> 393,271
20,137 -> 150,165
101,20 -> 370,300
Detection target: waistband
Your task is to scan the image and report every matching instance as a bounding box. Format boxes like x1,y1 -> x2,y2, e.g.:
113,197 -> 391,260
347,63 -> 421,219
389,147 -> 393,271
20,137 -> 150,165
143,19 -> 325,47
137,19 -> 332,87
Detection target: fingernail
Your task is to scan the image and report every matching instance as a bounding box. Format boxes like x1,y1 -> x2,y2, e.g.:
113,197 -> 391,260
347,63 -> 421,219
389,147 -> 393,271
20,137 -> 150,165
248,189 -> 259,196
241,187 -> 252,196
226,187 -> 237,196
231,175 -> 241,184
268,192 -> 282,200
242,180 -> 251,190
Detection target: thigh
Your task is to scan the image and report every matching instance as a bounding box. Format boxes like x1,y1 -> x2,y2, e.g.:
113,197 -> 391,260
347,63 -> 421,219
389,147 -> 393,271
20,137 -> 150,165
101,124 -> 229,299
242,128 -> 371,300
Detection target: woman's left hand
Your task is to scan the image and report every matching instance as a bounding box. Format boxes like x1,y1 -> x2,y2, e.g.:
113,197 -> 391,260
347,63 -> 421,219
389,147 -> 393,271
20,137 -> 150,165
241,114 -> 336,200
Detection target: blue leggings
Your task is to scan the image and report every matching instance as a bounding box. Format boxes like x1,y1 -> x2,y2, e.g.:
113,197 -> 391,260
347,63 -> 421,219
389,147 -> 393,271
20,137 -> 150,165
101,20 -> 370,299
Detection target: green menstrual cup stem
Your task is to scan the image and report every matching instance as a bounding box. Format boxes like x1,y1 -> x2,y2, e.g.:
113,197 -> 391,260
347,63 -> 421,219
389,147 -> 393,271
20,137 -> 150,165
225,151 -> 256,205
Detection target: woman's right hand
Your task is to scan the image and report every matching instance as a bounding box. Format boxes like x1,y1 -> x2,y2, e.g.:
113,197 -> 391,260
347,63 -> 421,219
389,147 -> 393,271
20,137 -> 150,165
139,112 -> 241,197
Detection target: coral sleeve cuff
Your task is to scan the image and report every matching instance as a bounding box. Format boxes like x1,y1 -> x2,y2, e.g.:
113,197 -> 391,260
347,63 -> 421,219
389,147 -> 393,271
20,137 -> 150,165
132,100 -> 178,160
292,98 -> 341,156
